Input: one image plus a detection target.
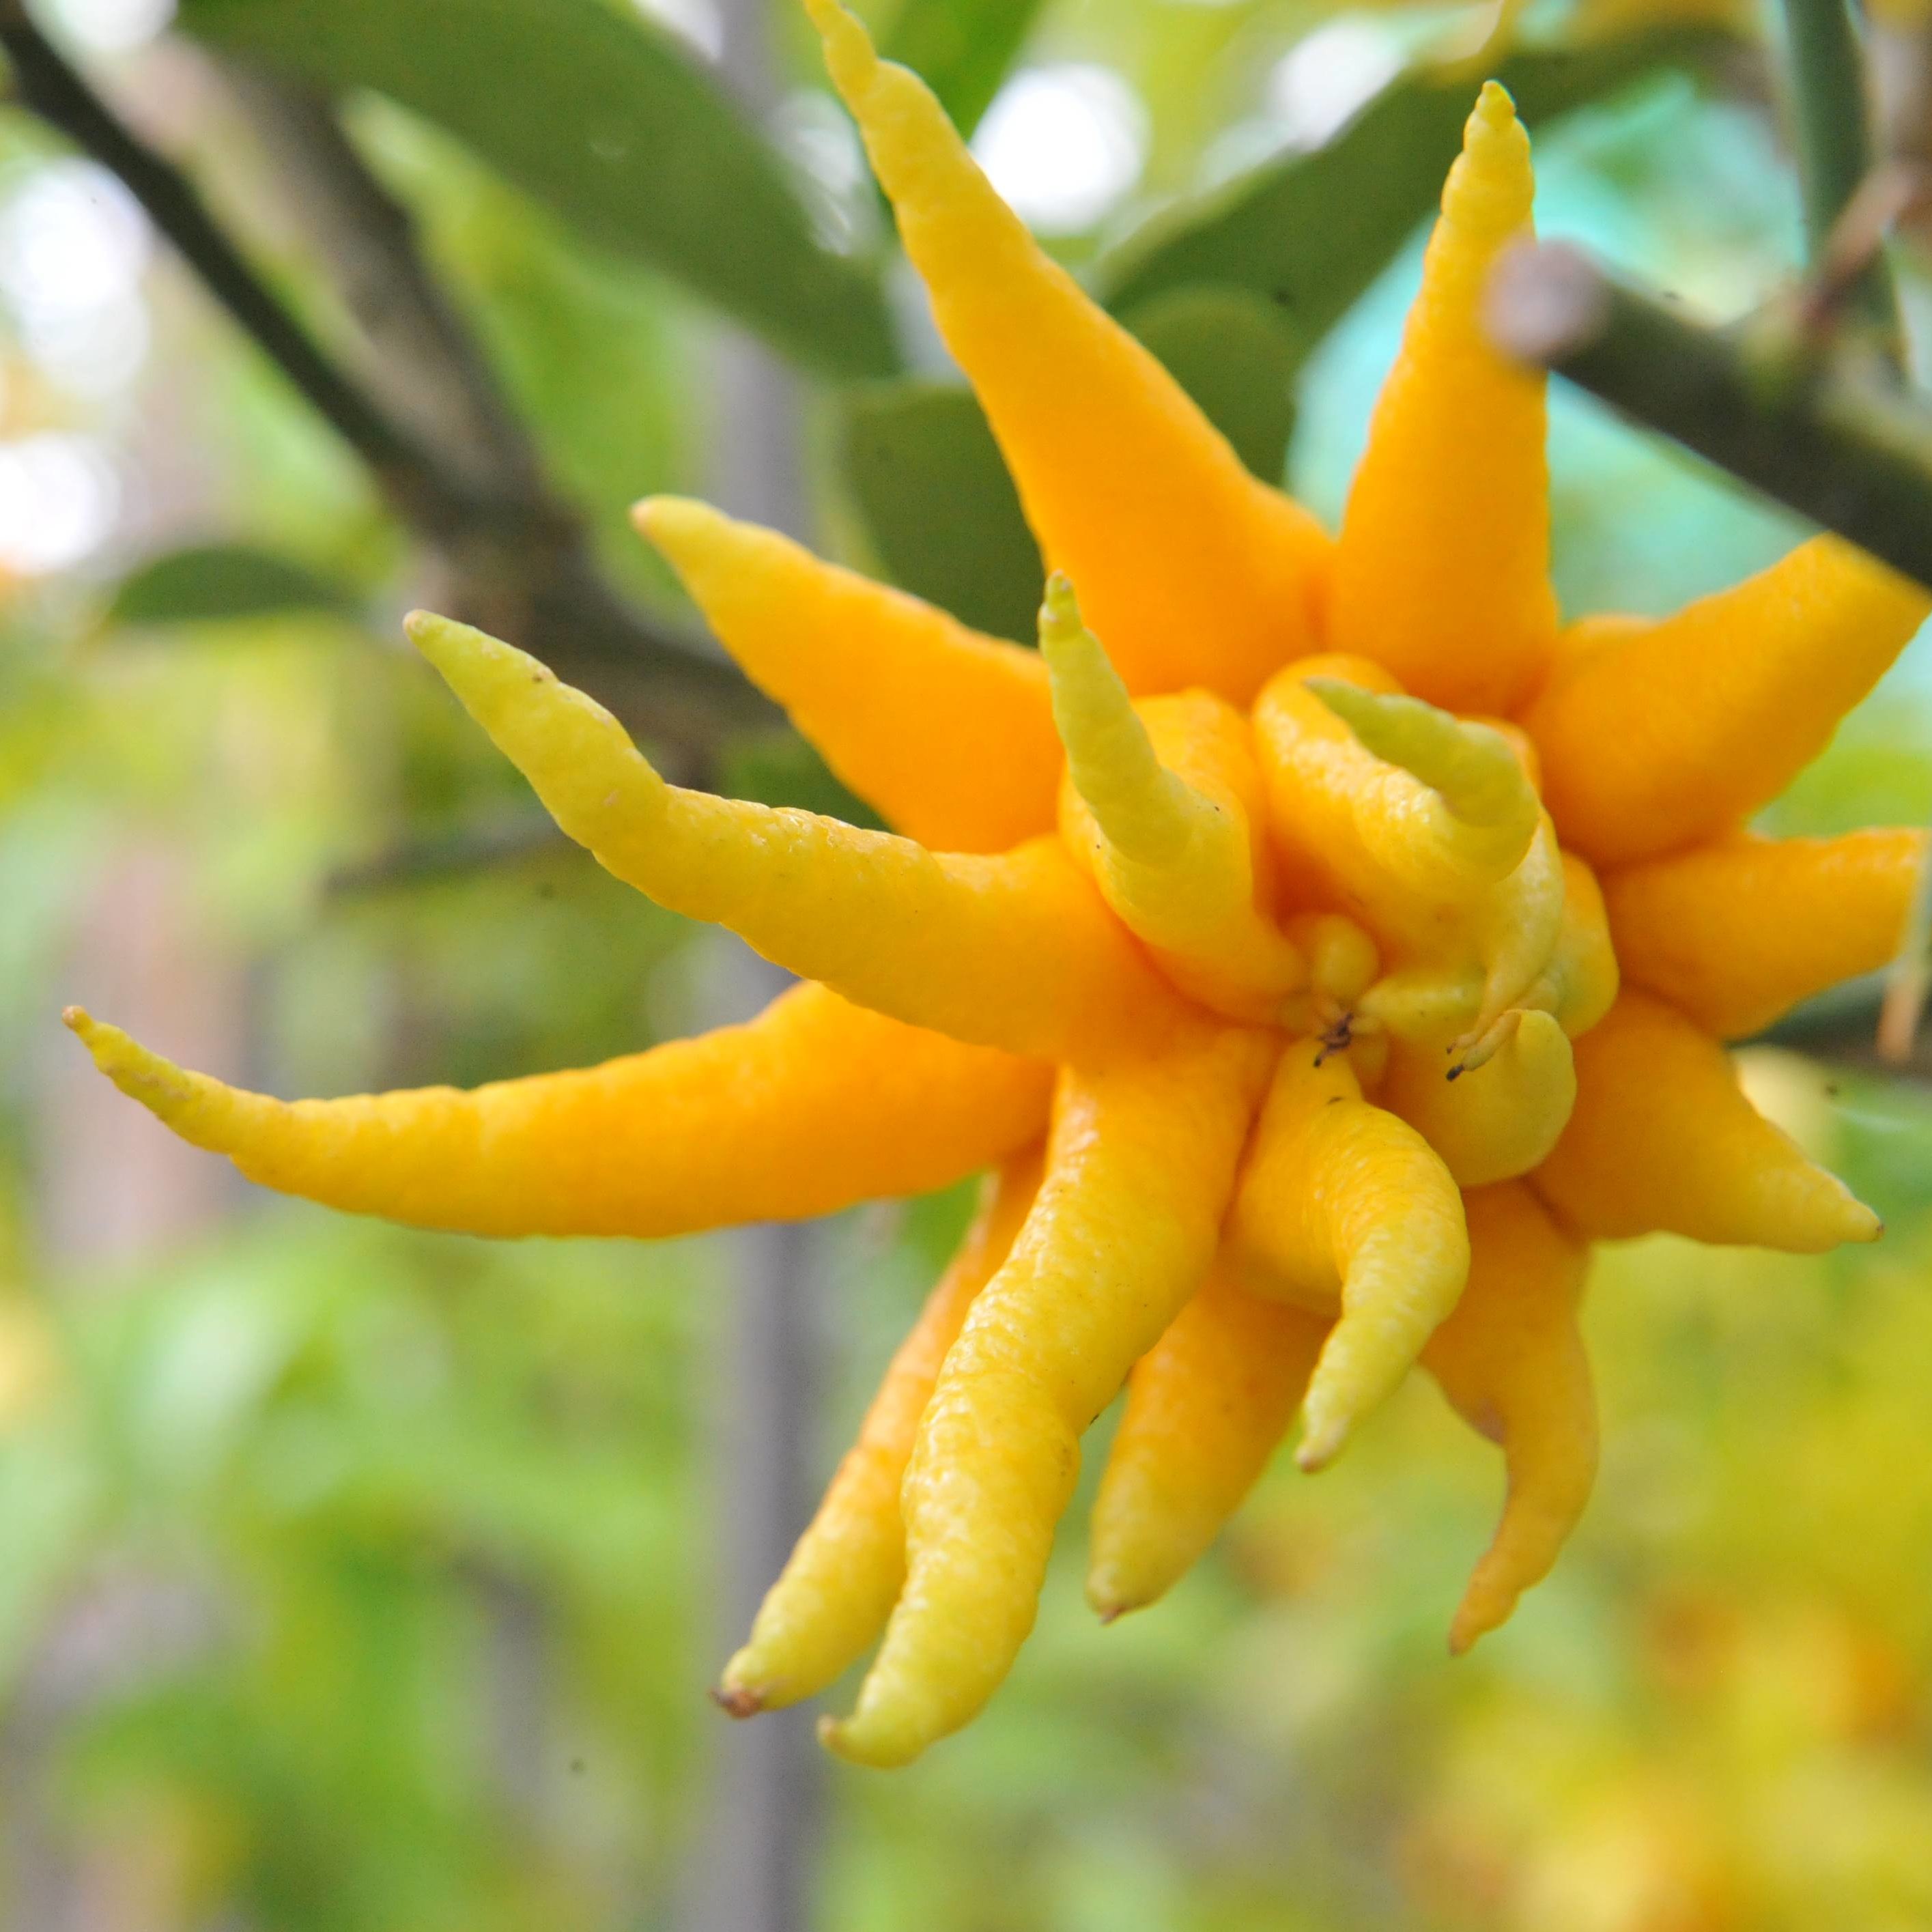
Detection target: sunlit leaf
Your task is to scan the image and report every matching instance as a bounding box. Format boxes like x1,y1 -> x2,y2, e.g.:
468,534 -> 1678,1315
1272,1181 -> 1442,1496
107,545 -> 359,628
1098,27 -> 1737,348
178,0 -> 899,377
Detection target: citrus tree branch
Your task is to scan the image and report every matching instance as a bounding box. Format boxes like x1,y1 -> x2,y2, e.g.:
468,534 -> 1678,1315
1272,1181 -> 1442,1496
1486,240 -> 1932,591
0,3 -> 772,770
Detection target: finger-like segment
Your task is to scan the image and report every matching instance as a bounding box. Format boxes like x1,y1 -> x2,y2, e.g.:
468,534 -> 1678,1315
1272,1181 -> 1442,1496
1602,829 -> 1926,1038
821,1025 -> 1275,1767
1226,1040 -> 1470,1470
1306,677 -> 1539,881
408,612 -> 1183,1064
803,0 -> 1328,702
1040,576 -> 1305,1018
63,985 -> 1052,1238
719,1148 -> 1042,1714
1421,1182 -> 1595,1653
635,497 -> 1060,853
1529,852 -> 1619,1040
1086,1260 -> 1326,1620
1381,1010 -> 1575,1187
1261,663 -> 1565,1032
1532,989 -> 1880,1249
1256,659 -> 1533,931
1525,539 -> 1931,868
1328,83 -> 1556,715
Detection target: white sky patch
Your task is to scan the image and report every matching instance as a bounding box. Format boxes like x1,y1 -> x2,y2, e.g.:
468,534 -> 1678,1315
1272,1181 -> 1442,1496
0,434 -> 120,575
973,66 -> 1148,234
1267,17 -> 1405,154
0,159 -> 153,398
53,0 -> 175,53
632,0 -> 724,61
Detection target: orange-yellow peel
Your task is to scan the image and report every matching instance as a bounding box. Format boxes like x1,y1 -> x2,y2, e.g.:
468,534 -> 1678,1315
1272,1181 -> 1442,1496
67,18 -> 1920,1767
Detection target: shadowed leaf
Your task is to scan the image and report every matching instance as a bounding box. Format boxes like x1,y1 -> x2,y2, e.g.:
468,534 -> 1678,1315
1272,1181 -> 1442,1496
178,0 -> 899,377
840,289 -> 1301,639
109,545 -> 359,628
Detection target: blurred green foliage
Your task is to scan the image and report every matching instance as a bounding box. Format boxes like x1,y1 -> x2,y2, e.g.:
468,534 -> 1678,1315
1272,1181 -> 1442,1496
4,0 -> 1932,1924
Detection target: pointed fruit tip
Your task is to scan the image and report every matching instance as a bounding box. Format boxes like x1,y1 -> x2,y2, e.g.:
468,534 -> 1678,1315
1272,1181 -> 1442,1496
817,1706 -> 921,1769
1085,1576 -> 1143,1624
801,0 -> 877,76
710,1684 -> 765,1720
1303,676 -> 1425,756
1447,76 -> 1533,230
1037,571 -> 1086,652
629,493 -> 714,546
1473,78 -> 1517,123
1845,1199 -> 1884,1244
1466,80 -> 1525,156
403,609 -> 479,671
815,1713 -> 879,1767
1296,1418 -> 1347,1473
1449,1593 -> 1506,1656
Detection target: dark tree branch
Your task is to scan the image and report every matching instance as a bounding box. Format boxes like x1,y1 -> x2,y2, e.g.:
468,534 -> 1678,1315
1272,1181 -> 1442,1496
1778,0 -> 1902,350
1758,977 -> 1932,1080
0,3 -> 773,771
1486,240 -> 1932,592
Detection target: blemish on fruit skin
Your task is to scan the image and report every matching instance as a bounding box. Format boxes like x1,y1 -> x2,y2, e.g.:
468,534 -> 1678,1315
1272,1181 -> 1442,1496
66,0 -> 1922,1770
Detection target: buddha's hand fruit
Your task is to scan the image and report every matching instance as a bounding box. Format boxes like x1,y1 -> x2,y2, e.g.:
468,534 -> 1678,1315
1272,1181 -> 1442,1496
70,2 -> 1922,1767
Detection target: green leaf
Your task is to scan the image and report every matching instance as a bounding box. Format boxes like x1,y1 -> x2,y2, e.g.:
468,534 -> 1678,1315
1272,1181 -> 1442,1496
882,0 -> 1047,137
840,289 -> 1301,638
1120,286 -> 1298,485
107,545 -> 359,628
177,0 -> 898,378
840,383 -> 1044,644
1098,27 -> 1736,347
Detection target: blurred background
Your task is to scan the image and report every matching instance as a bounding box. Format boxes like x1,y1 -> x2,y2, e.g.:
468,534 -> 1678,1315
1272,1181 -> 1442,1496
4,0 -> 1932,1924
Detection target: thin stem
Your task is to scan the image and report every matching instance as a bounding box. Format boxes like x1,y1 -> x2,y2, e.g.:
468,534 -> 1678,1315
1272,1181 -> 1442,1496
1778,0 -> 1903,354
1486,241 -> 1932,591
